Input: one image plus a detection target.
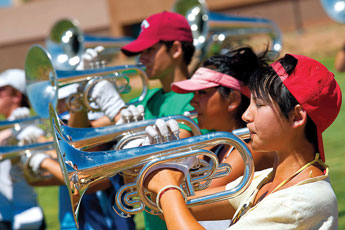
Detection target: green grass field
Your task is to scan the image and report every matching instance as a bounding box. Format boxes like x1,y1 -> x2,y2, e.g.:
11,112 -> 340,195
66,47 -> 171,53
35,55 -> 345,230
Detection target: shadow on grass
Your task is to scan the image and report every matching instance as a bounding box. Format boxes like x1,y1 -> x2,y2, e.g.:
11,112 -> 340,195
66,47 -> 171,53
339,210 -> 345,218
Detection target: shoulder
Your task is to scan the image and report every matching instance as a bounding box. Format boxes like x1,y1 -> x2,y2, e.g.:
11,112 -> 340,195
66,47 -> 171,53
256,178 -> 337,229
229,177 -> 337,229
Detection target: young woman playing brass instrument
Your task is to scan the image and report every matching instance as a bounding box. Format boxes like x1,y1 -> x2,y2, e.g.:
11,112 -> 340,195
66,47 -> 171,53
143,53 -> 341,229
142,46 -> 274,229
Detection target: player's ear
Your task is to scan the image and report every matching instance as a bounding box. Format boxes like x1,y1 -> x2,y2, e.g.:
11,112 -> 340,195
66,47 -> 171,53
171,41 -> 183,59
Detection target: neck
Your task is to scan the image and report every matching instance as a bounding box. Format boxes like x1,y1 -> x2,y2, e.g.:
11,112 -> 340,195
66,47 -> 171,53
160,63 -> 189,93
271,138 -> 316,184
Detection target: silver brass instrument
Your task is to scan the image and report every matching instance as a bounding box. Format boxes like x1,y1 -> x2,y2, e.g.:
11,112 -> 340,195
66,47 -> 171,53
0,116 -> 42,132
25,45 -> 148,118
173,0 -> 282,62
50,105 -> 253,224
46,18 -> 134,70
0,142 -> 54,161
0,117 -> 55,182
58,113 -> 201,151
320,0 -> 345,23
0,141 -> 55,182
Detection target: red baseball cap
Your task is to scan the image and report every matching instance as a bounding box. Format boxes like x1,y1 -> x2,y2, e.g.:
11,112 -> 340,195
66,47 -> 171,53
171,67 -> 251,98
121,11 -> 193,56
271,54 -> 342,162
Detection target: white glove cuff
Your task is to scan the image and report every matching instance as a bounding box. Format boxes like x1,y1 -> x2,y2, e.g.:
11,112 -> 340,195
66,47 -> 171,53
29,153 -> 50,173
102,96 -> 125,121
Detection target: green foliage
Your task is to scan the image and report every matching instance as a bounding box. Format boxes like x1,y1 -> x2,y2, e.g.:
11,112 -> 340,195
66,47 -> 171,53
318,56 -> 345,230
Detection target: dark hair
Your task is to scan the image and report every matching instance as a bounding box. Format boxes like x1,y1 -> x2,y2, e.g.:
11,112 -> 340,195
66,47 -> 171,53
249,54 -> 318,152
202,47 -> 268,127
20,94 -> 31,108
159,40 -> 195,65
8,87 -> 31,108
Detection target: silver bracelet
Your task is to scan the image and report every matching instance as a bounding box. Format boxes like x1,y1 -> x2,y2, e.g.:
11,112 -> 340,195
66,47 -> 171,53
155,185 -> 187,213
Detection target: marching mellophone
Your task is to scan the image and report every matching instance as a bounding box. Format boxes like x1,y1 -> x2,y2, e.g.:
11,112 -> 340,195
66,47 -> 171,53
25,45 -> 149,119
49,104 -> 254,226
46,18 -> 134,70
173,0 -> 282,62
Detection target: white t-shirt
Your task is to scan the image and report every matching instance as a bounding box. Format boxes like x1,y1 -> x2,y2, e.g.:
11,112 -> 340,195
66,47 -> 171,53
226,168 -> 338,230
0,127 -> 43,227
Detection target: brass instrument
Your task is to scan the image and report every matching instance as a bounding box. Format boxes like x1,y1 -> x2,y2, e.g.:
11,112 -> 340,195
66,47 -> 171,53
0,116 -> 42,132
57,112 -> 200,151
0,142 -> 55,183
49,104 -> 253,225
173,0 -> 283,62
46,18 -> 134,70
320,0 -> 345,23
0,116 -> 54,183
25,45 -> 148,118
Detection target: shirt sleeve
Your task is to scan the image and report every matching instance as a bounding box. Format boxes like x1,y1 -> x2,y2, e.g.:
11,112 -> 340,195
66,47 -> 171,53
228,178 -> 337,230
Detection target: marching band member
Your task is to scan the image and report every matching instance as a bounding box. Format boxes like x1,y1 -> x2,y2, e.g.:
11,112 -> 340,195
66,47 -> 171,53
0,69 -> 46,230
68,11 -> 200,230
144,54 -> 341,229
141,46 -> 275,229
23,84 -> 136,230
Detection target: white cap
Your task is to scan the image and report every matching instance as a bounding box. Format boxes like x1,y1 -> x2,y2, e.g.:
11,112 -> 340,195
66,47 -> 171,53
0,69 -> 26,94
58,83 -> 79,99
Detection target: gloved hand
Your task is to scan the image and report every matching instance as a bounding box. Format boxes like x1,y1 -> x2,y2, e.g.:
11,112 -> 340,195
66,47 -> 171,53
142,119 -> 180,145
141,119 -> 199,187
116,105 -> 145,125
24,152 -> 50,174
91,80 -> 125,121
76,46 -> 105,70
16,125 -> 44,146
8,107 -> 31,121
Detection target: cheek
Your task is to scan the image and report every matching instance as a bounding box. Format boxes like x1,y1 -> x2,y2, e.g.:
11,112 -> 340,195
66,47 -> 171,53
252,114 -> 287,151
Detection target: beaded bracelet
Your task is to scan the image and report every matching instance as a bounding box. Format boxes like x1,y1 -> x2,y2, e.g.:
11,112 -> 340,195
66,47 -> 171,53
155,185 -> 187,213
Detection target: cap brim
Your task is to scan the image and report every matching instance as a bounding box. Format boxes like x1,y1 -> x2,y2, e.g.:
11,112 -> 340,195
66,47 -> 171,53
171,79 -> 219,94
317,128 -> 325,162
0,80 -> 7,88
121,39 -> 159,56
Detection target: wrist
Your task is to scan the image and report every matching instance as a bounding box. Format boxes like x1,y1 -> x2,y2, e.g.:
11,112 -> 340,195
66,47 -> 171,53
156,185 -> 187,213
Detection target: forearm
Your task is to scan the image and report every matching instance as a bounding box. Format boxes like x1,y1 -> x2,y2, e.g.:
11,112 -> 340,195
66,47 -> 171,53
335,50 -> 345,72
188,186 -> 235,221
160,189 -> 204,230
40,158 -> 64,184
90,115 -> 114,127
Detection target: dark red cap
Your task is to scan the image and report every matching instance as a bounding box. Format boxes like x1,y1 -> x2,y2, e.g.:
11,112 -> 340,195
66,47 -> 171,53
271,54 -> 342,162
121,11 -> 193,56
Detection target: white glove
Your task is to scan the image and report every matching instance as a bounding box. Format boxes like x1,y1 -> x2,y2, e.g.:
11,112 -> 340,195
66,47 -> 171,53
8,107 -> 30,121
91,80 -> 125,121
76,46 -> 105,70
16,125 -> 44,145
142,119 -> 180,145
27,152 -> 50,174
141,119 -> 199,188
116,105 -> 145,125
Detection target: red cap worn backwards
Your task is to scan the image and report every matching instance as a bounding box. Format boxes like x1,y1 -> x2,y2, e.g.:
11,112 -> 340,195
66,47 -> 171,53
271,54 -> 342,162
121,11 -> 193,56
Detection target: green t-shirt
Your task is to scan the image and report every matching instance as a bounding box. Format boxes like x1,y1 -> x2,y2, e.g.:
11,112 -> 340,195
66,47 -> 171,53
135,88 -> 193,230
132,88 -> 211,230
137,88 -> 194,119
